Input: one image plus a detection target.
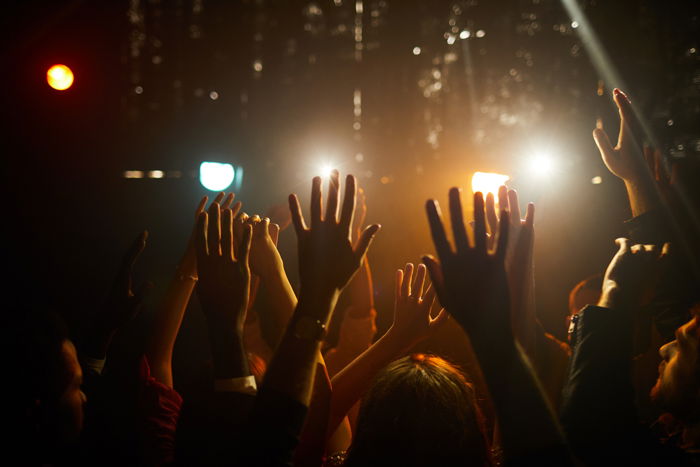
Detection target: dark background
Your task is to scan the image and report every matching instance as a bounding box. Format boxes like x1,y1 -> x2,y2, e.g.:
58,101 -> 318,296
2,0 -> 698,374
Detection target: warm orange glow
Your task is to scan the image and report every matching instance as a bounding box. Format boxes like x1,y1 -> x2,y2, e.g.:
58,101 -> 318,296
471,172 -> 510,198
47,64 -> 74,91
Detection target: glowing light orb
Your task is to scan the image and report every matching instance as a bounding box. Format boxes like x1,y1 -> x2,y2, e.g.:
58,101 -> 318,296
528,153 -> 556,177
318,164 -> 335,178
46,64 -> 74,91
200,162 -> 235,191
471,172 -> 510,197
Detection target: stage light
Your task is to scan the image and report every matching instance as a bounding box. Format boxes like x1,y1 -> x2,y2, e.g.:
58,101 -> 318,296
124,170 -> 144,179
318,163 -> 334,178
471,172 -> 510,197
200,162 -> 235,191
591,176 -> 602,184
459,30 -> 470,39
412,46 -> 421,55
148,170 -> 164,179
528,152 -> 555,177
46,64 -> 74,91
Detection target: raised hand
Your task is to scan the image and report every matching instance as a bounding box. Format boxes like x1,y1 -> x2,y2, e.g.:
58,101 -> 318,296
100,231 -> 153,334
243,215 -> 284,279
423,188 -> 510,343
351,187 -> 367,244
196,201 -> 252,333
84,231 -> 152,359
593,88 -> 647,183
485,187 -> 536,350
385,263 -> 447,351
182,192 -> 241,276
288,170 -> 380,299
598,238 -> 669,312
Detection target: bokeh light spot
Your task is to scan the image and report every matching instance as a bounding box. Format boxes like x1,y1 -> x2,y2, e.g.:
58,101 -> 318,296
47,64 -> 74,91
200,162 -> 235,191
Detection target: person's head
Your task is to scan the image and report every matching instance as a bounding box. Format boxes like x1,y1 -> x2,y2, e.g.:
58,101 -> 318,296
15,310 -> 86,448
651,307 -> 700,422
344,354 -> 491,467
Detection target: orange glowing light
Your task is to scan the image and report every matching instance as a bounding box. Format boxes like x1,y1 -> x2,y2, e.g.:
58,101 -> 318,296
471,172 -> 510,198
46,64 -> 74,91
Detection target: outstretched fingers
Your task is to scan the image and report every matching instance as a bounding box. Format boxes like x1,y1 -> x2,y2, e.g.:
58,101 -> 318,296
239,224 -> 253,269
485,191 -> 499,236
222,208 -> 234,261
413,263 -> 426,299
449,188 -> 470,253
325,170 -> 340,224
507,189 -> 522,225
402,263 -> 414,298
288,194 -> 307,234
426,200 -> 452,260
339,174 -> 357,234
207,202 -> 221,256
473,192 -> 487,253
311,176 -> 323,227
495,210 -> 510,263
353,224 -> 381,262
422,255 -> 447,309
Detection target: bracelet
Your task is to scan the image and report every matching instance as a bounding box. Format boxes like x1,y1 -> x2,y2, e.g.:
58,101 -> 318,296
176,272 -> 198,282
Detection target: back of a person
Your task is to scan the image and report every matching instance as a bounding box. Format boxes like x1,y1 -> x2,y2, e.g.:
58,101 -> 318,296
342,354 -> 492,467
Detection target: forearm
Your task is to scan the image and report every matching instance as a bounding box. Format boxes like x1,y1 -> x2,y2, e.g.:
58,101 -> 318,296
208,325 -> 251,379
346,256 -> 374,318
624,180 -> 658,218
471,336 -> 572,464
260,262 -> 298,346
263,291 -> 339,406
146,267 -> 197,387
328,331 -> 403,434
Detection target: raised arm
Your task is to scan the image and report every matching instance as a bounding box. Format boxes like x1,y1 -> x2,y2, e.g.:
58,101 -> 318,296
81,231 -> 152,363
423,188 -> 572,465
326,187 -> 377,376
245,215 -> 297,349
242,172 -> 379,467
560,239 -> 668,463
195,200 -> 253,380
327,262 -> 446,435
593,88 -> 658,217
145,193 -> 240,387
263,171 -> 380,405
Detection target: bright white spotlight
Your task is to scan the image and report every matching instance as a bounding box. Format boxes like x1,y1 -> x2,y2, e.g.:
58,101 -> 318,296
318,163 -> 335,178
471,172 -> 510,197
528,153 -> 556,177
200,162 -> 235,191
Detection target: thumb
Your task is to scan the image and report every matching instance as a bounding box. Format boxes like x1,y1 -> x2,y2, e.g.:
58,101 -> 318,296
354,224 -> 381,261
614,237 -> 630,253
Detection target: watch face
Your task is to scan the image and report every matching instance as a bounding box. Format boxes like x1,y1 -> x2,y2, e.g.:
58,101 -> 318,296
294,316 -> 326,341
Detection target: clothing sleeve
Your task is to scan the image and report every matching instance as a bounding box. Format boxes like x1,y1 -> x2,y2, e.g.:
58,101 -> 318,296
559,306 -> 658,465
137,356 -> 183,466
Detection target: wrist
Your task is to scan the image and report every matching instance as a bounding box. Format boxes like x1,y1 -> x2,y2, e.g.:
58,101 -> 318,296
597,285 -> 634,313
624,180 -> 657,217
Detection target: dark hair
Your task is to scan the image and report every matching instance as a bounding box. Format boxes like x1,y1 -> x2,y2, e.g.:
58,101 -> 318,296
344,354 -> 492,467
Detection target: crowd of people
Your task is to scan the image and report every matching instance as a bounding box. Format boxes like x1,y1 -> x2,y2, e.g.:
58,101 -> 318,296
11,88 -> 700,466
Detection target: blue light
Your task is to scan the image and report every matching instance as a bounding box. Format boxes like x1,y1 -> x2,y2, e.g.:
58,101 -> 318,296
199,162 -> 235,191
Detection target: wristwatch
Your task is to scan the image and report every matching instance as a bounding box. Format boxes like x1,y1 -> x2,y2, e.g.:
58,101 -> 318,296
293,315 -> 327,341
